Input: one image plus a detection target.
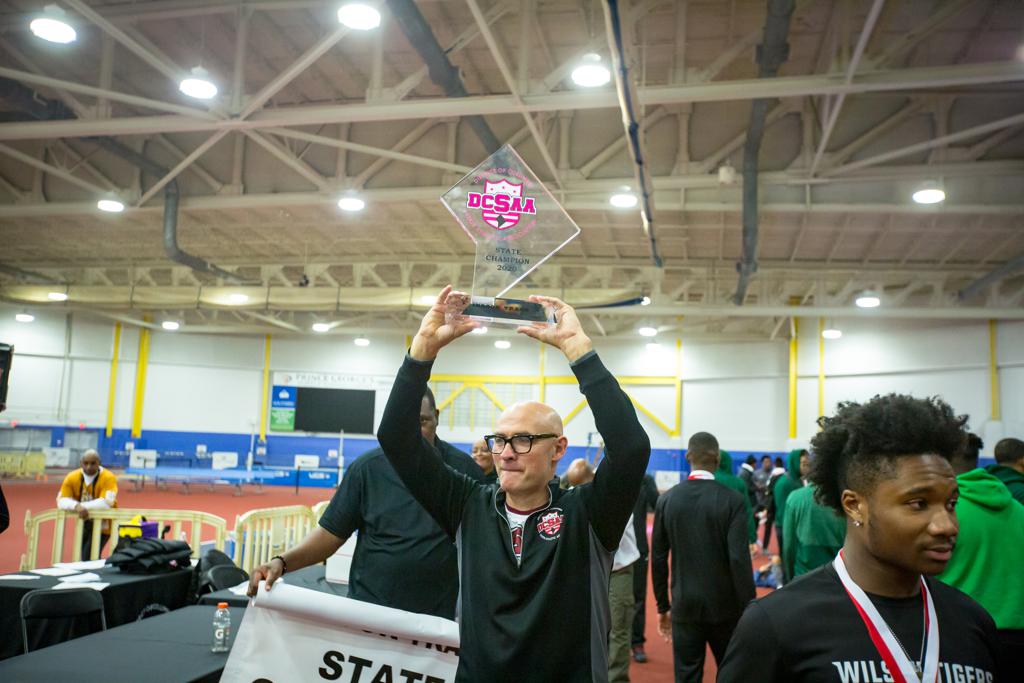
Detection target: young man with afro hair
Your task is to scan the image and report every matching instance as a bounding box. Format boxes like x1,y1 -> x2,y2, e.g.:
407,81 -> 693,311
718,394 -> 999,683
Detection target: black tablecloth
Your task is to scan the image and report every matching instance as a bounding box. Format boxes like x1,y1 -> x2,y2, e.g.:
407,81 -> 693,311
198,563 -> 348,607
0,565 -> 192,660
0,605 -> 243,682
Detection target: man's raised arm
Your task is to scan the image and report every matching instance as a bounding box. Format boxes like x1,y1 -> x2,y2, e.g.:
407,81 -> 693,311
516,296 -> 652,551
376,286 -> 479,537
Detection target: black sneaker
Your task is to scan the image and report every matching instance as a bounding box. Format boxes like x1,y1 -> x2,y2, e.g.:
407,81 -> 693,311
632,646 -> 648,663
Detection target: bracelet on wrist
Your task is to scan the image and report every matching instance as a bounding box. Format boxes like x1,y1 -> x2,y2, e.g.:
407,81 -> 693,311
271,555 -> 287,574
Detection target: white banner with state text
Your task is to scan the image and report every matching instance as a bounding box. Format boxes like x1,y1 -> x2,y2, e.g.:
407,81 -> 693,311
221,583 -> 460,683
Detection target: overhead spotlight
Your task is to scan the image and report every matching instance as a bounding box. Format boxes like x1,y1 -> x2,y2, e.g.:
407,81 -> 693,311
30,5 -> 77,44
15,312 -> 34,323
97,198 -> 125,213
337,195 -> 366,212
419,295 -> 437,305
610,192 -> 638,209
571,53 -> 611,87
912,182 -> 945,205
821,327 -> 842,340
471,326 -> 488,334
494,340 -> 511,350
179,66 -> 218,100
47,292 -> 68,302
354,337 -> 370,347
161,321 -> 180,331
638,326 -> 658,337
718,162 -> 737,185
227,293 -> 249,305
311,322 -> 331,333
855,291 -> 881,309
640,296 -> 651,306
337,3 -> 381,30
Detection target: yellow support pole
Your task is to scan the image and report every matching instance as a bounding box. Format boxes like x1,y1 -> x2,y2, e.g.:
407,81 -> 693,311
105,322 -> 121,438
259,334 -> 271,442
474,383 -> 506,412
538,345 -> 546,403
788,318 -> 798,439
989,320 -> 1000,420
817,317 -> 825,419
130,322 -> 152,439
563,398 -> 589,425
674,337 -> 683,437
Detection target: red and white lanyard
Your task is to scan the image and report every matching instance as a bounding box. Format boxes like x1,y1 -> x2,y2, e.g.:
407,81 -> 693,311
687,470 -> 715,481
834,550 -> 939,683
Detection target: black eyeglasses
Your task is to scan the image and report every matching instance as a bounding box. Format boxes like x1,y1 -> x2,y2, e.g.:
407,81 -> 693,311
484,433 -> 558,455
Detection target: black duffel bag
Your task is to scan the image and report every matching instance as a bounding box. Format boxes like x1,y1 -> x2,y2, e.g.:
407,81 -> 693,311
106,538 -> 192,574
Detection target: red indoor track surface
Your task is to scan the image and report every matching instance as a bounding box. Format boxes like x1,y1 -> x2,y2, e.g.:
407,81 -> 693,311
0,480 -> 775,682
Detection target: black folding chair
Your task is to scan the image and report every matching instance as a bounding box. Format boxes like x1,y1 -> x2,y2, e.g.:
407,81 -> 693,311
20,587 -> 107,653
206,564 -> 250,591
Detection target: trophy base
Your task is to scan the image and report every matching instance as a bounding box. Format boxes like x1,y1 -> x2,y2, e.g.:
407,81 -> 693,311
450,295 -> 554,327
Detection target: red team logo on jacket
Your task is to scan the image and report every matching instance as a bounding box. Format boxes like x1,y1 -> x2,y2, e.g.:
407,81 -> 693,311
536,509 -> 564,541
466,179 -> 537,230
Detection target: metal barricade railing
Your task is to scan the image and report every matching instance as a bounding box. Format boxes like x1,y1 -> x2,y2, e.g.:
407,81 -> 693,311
232,505 -> 317,574
0,451 -> 47,479
20,507 -> 228,570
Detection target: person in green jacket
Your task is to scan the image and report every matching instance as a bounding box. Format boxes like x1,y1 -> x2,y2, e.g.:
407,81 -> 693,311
716,450 -> 758,547
772,449 -> 808,556
987,437 -> 1024,506
780,483 -> 845,582
939,433 -> 1024,679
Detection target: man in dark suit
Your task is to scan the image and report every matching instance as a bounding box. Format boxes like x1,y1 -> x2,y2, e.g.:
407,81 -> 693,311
652,432 -> 756,683
630,473 -> 659,663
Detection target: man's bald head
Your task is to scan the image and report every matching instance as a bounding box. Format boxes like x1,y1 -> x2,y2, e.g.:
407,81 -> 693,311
81,449 -> 101,476
498,401 -> 564,435
565,458 -> 594,487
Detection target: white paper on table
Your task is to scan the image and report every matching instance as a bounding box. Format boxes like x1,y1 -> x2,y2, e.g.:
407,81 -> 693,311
52,582 -> 109,591
29,567 -> 80,577
54,559 -> 107,571
222,583 -> 460,683
58,572 -> 102,583
0,574 -> 42,581
227,577 -> 280,596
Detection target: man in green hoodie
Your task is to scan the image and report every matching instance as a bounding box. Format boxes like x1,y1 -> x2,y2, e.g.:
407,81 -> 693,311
939,433 -> 1024,680
772,449 -> 808,556
780,481 -> 845,582
987,437 -> 1024,505
715,450 -> 757,548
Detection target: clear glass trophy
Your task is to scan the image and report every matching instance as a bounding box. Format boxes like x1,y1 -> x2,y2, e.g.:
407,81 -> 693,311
440,144 -> 581,326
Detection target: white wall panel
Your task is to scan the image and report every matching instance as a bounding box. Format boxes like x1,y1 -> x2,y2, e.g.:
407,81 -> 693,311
142,364 -> 261,433
66,359 -> 113,427
3,355 -> 63,423
684,377 -> 787,450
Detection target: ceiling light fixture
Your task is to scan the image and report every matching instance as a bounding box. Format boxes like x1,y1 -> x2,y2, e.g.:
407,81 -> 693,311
855,291 -> 881,308
638,326 -> 658,337
15,312 -> 34,323
179,66 -> 218,100
354,337 -> 370,347
640,296 -> 651,306
97,198 -> 125,213
161,321 -> 180,331
609,192 -> 638,209
912,182 -> 945,205
337,3 -> 381,30
419,295 -> 436,305
494,340 -> 511,350
312,322 -> 331,333
227,293 -> 249,305
337,195 -> 366,212
47,292 -> 68,302
571,53 -> 611,87
30,5 -> 76,44
821,327 -> 842,340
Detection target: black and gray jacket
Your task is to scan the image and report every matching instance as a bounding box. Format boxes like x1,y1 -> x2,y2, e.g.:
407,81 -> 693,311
377,351 -> 651,682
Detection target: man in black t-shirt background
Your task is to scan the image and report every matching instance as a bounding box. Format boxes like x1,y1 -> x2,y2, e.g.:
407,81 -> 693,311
718,394 -> 999,682
247,387 -> 484,619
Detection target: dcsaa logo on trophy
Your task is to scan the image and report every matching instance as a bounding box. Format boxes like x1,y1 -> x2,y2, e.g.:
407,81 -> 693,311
466,179 -> 537,230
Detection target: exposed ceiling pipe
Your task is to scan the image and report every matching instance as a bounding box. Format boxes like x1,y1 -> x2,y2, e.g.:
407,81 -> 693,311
734,0 -> 796,305
958,253 -> 1024,301
602,0 -> 662,268
386,0 -> 500,154
90,138 -> 252,283
0,78 -> 251,284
